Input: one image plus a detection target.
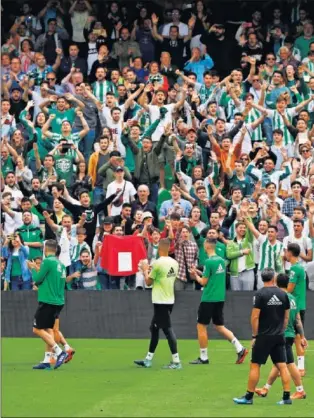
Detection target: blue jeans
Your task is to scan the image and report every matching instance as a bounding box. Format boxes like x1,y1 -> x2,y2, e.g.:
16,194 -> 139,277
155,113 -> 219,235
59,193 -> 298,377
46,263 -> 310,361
149,183 -> 159,205
10,276 -> 32,290
77,129 -> 96,160
262,118 -> 273,147
98,273 -> 121,290
93,186 -> 105,206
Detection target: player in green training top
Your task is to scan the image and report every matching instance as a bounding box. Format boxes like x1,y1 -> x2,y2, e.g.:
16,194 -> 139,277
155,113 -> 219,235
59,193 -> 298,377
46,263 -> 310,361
134,238 -> 182,370
28,240 -> 68,370
286,243 -> 307,377
189,238 -> 248,365
255,273 -> 307,400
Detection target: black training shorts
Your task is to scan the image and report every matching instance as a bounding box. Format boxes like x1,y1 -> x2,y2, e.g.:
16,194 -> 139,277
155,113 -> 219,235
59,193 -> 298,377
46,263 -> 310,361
151,304 -> 173,329
33,302 -> 64,330
285,337 -> 295,364
197,302 -> 224,326
251,335 -> 286,365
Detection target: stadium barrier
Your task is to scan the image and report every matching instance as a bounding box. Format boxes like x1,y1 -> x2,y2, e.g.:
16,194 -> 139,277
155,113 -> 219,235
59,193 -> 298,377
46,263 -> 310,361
2,291 -> 314,339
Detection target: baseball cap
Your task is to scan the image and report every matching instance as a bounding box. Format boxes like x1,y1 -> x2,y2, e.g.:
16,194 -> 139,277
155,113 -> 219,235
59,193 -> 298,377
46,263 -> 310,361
141,211 -> 153,222
187,127 -> 196,133
114,166 -> 124,172
103,216 -> 114,224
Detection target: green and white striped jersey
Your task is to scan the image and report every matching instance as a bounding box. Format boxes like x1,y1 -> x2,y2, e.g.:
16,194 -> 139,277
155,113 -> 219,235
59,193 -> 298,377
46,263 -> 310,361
257,234 -> 284,272
92,81 -> 117,103
266,108 -> 298,145
245,108 -> 262,142
195,82 -> 216,104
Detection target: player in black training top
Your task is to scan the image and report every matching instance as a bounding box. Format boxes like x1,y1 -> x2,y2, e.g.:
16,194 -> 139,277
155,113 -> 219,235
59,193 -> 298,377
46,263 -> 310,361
233,268 -> 292,405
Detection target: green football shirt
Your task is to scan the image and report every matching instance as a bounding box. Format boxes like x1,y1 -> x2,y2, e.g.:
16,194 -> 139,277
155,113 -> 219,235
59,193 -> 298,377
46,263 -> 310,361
150,256 -> 179,304
285,293 -> 298,338
31,255 -> 66,305
54,150 -> 76,186
202,255 -> 226,302
48,108 -> 76,134
289,262 -> 306,310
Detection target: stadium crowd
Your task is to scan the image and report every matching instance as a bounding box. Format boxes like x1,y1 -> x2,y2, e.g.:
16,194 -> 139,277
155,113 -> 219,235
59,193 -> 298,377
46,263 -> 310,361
1,0 -> 314,291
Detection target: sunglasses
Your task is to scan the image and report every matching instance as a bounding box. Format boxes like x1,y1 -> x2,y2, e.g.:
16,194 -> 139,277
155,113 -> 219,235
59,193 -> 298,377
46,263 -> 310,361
47,78 -> 56,81
301,149 -> 310,153
252,79 -> 260,82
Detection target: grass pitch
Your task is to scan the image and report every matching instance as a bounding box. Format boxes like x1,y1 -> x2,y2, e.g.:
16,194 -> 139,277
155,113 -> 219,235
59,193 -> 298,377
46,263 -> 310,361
2,338 -> 313,417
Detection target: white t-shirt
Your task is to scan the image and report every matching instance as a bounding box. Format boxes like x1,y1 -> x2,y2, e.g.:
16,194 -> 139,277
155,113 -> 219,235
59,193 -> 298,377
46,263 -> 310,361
106,180 -> 136,216
101,105 -> 126,156
148,103 -> 175,142
283,235 -> 312,270
87,42 -> 98,75
162,22 -> 188,37
71,11 -> 89,43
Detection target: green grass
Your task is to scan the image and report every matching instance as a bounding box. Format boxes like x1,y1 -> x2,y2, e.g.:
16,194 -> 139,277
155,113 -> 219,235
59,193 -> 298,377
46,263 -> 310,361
2,338 -> 313,417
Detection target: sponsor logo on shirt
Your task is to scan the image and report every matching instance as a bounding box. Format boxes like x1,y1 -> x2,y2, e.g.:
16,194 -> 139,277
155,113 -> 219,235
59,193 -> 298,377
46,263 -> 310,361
167,267 -> 176,277
267,295 -> 282,306
216,264 -> 225,274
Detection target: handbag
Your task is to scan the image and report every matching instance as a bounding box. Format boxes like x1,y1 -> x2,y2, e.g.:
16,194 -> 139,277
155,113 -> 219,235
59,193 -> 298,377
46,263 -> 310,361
112,181 -> 126,207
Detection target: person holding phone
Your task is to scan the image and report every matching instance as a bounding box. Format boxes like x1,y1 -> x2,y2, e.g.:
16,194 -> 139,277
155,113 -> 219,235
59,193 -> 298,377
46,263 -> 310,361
49,141 -> 84,187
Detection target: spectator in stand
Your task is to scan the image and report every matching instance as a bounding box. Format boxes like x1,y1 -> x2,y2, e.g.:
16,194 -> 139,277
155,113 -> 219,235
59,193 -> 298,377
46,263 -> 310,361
111,25 -> 142,70
35,18 -> 69,66
2,233 -> 32,290
59,44 -> 88,79
69,0 -> 93,58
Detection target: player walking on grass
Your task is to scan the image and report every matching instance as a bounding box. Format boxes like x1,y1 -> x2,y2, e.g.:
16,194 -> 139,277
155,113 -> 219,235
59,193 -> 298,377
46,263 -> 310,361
32,257 -> 75,368
255,273 -> 307,400
28,240 -> 68,370
233,268 -> 292,405
134,238 -> 182,370
286,243 -> 307,377
189,239 -> 248,365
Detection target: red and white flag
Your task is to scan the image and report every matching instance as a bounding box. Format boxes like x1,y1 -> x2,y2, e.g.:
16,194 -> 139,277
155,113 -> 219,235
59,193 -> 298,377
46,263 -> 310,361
100,235 -> 147,276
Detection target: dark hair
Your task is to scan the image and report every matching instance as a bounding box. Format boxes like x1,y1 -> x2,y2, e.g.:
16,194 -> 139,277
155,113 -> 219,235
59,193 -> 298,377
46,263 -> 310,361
79,189 -> 90,198
122,203 -> 131,209
276,273 -> 289,289
80,248 -> 90,256
268,225 -> 278,232
196,185 -> 206,193
45,239 -> 58,252
273,128 -> 283,136
293,219 -> 304,226
293,206 -> 306,216
231,187 -> 243,195
261,268 -> 275,282
170,212 -> 181,221
287,243 -> 301,257
291,181 -> 302,188
215,118 -> 225,124
265,182 -> 276,189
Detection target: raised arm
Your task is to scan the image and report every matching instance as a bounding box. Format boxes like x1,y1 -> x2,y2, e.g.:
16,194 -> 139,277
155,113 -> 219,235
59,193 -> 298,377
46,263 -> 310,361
151,14 -> 163,42
41,114 -> 55,139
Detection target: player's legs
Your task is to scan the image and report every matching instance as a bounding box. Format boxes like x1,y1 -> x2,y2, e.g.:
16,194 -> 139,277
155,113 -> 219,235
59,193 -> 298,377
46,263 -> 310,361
255,365 -> 279,397
33,303 -> 67,370
213,302 -> 248,363
233,335 -> 269,404
271,337 -> 291,404
294,310 -> 306,375
162,326 -> 181,367
190,303 -> 211,364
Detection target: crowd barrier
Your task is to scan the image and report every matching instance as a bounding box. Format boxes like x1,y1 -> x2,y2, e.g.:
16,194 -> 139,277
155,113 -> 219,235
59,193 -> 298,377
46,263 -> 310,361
2,291 -> 314,339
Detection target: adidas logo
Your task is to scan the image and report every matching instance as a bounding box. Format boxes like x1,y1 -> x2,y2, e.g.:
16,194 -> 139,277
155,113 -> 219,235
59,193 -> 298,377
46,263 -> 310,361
167,267 -> 176,277
267,295 -> 282,306
216,264 -> 225,274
